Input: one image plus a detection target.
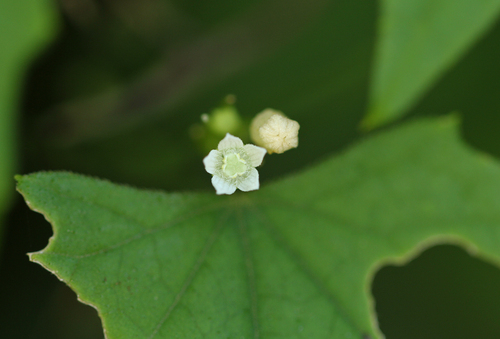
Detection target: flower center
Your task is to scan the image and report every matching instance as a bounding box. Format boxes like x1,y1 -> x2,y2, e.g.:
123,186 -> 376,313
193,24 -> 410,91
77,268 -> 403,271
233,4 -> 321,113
222,153 -> 247,178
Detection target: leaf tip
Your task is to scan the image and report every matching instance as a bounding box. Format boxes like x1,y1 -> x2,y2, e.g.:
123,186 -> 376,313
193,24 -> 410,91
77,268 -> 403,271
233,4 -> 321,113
360,107 -> 394,132
27,251 -> 40,262
440,111 -> 462,126
428,113 -> 463,137
15,174 -> 29,197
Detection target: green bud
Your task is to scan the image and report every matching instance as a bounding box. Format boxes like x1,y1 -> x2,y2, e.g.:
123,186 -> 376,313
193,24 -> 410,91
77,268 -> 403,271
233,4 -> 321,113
206,106 -> 243,136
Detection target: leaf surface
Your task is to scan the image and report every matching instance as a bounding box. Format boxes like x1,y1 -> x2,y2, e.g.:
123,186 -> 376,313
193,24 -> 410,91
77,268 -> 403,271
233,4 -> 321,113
17,117 -> 500,338
0,0 -> 57,237
364,0 -> 500,129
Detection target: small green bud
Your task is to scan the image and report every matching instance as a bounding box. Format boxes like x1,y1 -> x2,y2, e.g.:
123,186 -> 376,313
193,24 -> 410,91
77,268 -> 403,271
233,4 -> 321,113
206,106 -> 243,136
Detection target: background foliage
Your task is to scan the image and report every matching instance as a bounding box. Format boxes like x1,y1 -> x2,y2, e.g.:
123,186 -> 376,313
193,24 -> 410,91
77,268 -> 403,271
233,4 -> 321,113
0,0 -> 57,242
2,0 -> 500,338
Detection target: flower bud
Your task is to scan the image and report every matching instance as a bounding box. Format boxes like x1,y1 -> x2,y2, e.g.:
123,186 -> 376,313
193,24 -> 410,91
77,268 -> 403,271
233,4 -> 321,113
206,105 -> 243,136
250,109 -> 300,154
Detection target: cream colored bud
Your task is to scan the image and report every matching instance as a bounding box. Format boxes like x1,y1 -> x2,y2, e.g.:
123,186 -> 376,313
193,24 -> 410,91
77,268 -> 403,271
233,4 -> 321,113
250,109 -> 300,154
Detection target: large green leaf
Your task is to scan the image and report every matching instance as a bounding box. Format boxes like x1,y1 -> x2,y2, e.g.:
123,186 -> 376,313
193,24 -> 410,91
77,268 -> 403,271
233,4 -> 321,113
17,116 -> 500,338
0,0 -> 57,236
364,0 -> 500,129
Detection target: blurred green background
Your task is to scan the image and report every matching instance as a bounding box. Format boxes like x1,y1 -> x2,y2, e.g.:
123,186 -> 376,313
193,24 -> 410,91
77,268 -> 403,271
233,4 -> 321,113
2,0 -> 500,338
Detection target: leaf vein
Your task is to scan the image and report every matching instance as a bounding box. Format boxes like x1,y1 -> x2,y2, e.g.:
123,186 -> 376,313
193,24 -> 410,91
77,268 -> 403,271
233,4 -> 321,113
237,207 -> 260,339
148,209 -> 231,339
47,202 -> 224,259
248,204 -> 364,334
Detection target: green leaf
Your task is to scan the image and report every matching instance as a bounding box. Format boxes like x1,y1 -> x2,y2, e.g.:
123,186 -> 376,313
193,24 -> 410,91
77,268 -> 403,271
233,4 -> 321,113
0,0 -> 57,235
17,116 -> 500,338
364,0 -> 500,129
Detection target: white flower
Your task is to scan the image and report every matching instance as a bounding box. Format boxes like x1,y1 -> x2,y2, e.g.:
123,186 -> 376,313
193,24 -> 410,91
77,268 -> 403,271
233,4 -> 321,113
203,134 -> 267,195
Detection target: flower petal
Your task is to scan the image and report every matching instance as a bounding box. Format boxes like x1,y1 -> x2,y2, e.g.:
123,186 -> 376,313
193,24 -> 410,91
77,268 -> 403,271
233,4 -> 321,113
243,144 -> 267,167
218,133 -> 244,150
237,168 -> 259,192
203,150 -> 222,175
212,175 -> 237,195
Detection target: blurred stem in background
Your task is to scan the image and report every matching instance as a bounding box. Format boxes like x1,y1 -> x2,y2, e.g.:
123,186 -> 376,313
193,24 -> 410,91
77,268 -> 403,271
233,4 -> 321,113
0,1 -> 57,246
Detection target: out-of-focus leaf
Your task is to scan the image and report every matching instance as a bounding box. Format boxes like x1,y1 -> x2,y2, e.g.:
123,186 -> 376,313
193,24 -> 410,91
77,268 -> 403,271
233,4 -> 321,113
0,0 -> 57,239
18,117 -> 500,338
364,0 -> 500,129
